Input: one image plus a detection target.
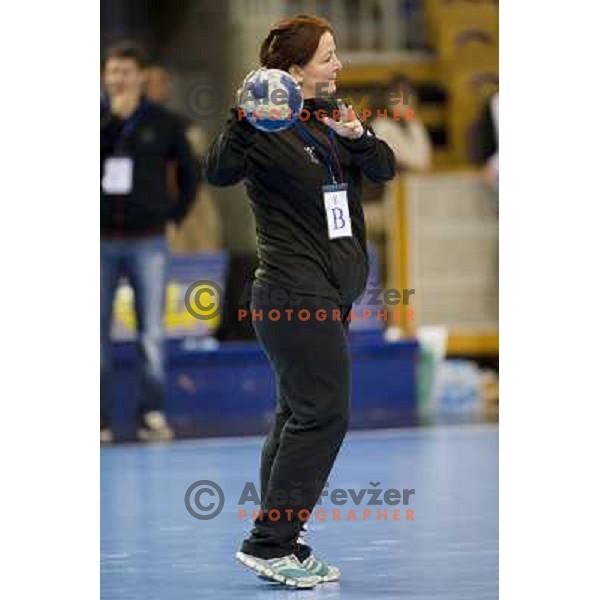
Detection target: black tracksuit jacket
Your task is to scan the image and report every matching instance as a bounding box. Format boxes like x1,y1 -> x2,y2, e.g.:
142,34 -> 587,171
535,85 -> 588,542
206,97 -> 396,305
101,98 -> 198,237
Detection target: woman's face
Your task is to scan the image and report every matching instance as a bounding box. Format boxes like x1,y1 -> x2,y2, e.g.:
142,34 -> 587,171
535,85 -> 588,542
292,31 -> 342,98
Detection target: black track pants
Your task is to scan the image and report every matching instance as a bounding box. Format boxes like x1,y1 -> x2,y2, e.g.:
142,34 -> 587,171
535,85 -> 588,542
240,281 -> 352,560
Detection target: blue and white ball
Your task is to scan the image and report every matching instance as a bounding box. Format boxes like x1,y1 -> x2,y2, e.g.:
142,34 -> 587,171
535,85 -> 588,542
238,68 -> 303,132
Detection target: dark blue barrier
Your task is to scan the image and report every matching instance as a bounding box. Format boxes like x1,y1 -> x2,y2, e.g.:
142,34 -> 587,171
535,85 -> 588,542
107,332 -> 419,441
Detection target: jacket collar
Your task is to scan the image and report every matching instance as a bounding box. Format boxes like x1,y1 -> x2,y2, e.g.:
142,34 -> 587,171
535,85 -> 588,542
303,96 -> 338,115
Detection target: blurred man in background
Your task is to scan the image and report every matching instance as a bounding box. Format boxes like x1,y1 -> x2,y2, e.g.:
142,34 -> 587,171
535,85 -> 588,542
100,41 -> 198,443
372,75 -> 432,172
479,91 -> 499,195
145,64 -> 207,161
366,75 -> 432,288
146,64 -> 255,343
145,64 -> 220,253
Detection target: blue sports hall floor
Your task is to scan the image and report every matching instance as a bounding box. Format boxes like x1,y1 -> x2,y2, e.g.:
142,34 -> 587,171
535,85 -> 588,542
101,423 -> 499,599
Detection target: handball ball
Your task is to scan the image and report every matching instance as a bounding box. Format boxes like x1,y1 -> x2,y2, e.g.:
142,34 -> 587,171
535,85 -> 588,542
238,68 -> 303,132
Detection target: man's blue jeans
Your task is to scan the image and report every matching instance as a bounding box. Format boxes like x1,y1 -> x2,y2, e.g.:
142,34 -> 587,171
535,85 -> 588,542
100,236 -> 168,428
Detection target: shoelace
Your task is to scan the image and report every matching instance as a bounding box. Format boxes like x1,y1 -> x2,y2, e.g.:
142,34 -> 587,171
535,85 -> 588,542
303,555 -> 321,571
270,556 -> 299,570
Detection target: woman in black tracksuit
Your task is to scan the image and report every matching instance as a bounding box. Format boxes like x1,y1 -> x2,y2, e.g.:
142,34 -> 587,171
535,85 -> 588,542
206,14 -> 395,584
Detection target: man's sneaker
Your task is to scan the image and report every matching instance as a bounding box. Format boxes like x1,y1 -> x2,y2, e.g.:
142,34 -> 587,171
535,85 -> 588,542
300,554 -> 341,582
136,411 -> 173,442
100,428 -> 114,444
236,552 -> 321,588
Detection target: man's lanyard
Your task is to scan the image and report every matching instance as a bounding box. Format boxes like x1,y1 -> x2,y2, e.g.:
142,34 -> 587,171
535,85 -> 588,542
101,95 -> 149,152
292,121 -> 344,185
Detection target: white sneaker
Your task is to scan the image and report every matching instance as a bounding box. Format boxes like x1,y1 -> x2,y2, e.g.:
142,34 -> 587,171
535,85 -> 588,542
136,411 -> 173,442
236,552 -> 321,588
300,554 -> 341,582
100,428 -> 114,444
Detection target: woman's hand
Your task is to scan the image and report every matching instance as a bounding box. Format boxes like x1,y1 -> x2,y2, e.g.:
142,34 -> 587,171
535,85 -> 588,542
323,102 -> 364,140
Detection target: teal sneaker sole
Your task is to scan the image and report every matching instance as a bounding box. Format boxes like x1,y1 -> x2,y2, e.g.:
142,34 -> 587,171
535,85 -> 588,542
256,558 -> 341,583
236,552 -> 321,589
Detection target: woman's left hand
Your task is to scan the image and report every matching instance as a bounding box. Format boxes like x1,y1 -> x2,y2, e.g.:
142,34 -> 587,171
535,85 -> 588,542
323,102 -> 364,140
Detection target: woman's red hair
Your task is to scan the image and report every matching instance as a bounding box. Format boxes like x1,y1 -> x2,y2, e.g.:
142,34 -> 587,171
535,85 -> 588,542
259,14 -> 334,72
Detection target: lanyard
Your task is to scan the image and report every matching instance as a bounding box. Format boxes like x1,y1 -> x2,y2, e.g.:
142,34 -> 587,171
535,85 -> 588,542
292,121 -> 344,185
101,95 -> 149,152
